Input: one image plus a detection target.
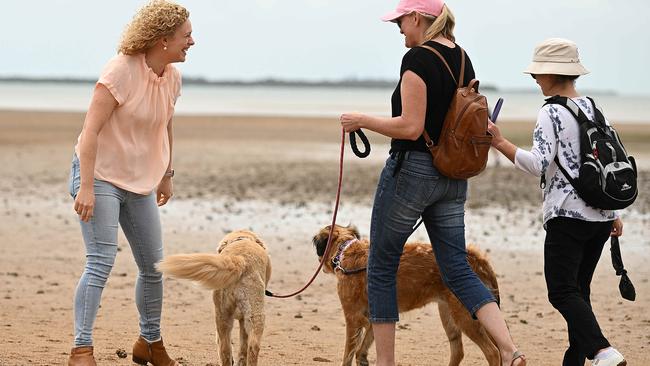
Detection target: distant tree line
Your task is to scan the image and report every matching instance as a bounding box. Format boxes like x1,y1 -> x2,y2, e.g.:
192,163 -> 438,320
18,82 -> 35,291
0,76 -> 501,90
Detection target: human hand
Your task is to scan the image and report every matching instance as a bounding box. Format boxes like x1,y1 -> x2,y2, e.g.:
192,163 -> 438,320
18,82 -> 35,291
487,120 -> 503,146
157,177 -> 173,206
340,113 -> 366,133
611,217 -> 623,237
74,186 -> 95,222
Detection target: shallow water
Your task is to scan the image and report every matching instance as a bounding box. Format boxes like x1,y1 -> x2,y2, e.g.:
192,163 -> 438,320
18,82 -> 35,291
1,81 -> 649,123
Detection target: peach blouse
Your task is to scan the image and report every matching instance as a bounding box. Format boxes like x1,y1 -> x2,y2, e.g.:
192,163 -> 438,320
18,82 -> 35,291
75,53 -> 181,194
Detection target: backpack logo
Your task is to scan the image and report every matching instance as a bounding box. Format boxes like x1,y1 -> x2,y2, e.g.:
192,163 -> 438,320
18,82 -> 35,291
621,183 -> 632,191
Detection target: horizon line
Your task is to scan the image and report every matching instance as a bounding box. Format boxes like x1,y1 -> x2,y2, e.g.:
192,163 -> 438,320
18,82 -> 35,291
0,76 -> 623,96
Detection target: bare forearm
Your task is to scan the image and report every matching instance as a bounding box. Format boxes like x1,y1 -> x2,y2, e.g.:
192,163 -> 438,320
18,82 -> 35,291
341,71 -> 425,140
78,131 -> 99,189
492,137 -> 518,163
166,119 -> 174,172
77,84 -> 118,188
361,114 -> 422,140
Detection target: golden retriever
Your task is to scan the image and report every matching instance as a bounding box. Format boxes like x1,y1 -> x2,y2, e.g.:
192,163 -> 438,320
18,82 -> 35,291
313,225 -> 500,366
157,230 -> 271,366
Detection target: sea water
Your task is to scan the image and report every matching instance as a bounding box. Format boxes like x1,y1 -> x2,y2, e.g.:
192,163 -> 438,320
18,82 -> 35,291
0,81 -> 648,123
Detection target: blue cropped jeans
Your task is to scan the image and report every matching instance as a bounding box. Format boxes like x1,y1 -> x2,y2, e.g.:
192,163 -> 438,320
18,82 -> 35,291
368,151 -> 496,323
68,154 -> 164,346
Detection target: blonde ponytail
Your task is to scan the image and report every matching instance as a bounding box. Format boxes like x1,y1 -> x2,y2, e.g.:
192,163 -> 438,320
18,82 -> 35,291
422,5 -> 455,43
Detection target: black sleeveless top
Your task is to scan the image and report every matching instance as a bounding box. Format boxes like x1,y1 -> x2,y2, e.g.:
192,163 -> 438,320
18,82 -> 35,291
390,40 -> 476,152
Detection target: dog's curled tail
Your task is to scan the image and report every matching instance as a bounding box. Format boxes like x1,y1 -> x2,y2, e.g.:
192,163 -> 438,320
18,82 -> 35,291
157,253 -> 246,290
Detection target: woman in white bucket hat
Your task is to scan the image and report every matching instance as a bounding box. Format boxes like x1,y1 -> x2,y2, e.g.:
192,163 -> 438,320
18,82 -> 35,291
340,0 -> 525,365
488,38 -> 627,366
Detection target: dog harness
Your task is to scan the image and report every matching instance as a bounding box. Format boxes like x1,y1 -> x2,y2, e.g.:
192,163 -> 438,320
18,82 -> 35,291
331,238 -> 366,275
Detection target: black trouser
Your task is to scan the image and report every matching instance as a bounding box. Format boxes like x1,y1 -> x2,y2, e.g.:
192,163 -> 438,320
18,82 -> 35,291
544,217 -> 613,366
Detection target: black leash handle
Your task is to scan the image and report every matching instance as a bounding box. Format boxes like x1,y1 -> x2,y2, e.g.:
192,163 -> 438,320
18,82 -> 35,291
610,236 -> 636,301
349,129 -> 370,158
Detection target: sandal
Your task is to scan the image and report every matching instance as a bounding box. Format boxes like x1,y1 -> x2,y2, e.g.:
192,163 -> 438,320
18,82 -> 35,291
510,350 -> 526,366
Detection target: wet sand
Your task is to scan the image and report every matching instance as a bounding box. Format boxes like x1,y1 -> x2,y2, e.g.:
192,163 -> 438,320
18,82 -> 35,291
1,110 -> 649,365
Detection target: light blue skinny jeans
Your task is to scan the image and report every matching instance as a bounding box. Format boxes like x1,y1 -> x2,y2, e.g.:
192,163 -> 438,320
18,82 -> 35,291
68,154 -> 164,346
368,151 -> 496,322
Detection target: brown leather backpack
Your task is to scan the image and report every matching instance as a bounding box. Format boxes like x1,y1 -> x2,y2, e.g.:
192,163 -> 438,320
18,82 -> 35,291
420,45 -> 492,179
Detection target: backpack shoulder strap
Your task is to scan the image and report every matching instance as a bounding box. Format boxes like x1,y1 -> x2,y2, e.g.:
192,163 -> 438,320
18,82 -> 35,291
544,95 -> 604,126
418,44 -> 459,86
458,47 -> 466,86
554,155 -> 579,189
586,96 -> 608,128
544,95 -> 592,126
543,95 -> 582,189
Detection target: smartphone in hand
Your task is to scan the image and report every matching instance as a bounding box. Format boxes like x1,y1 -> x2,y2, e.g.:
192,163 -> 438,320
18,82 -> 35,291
491,97 -> 504,123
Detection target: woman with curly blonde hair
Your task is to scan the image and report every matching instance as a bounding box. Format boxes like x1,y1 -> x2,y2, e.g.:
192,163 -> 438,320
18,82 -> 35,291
67,1 -> 194,365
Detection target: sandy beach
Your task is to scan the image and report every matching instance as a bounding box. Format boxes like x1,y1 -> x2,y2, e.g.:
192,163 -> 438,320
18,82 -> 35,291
1,110 -> 649,366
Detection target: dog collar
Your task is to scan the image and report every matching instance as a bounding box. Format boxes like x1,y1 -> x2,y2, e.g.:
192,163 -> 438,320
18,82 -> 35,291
219,236 -> 265,252
229,236 -> 249,243
331,238 -> 359,273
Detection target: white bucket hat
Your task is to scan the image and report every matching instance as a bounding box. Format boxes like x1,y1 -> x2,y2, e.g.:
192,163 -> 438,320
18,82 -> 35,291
524,38 -> 589,76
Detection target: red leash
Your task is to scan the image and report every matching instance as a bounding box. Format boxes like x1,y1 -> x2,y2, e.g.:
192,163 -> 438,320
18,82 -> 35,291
265,128 -> 347,298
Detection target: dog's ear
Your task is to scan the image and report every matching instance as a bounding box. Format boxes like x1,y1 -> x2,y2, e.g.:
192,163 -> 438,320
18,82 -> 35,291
313,225 -> 339,257
346,223 -> 361,239
313,231 -> 329,257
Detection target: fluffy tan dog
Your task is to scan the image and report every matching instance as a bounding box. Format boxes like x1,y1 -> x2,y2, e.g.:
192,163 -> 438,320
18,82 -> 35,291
313,225 -> 501,366
158,230 -> 271,366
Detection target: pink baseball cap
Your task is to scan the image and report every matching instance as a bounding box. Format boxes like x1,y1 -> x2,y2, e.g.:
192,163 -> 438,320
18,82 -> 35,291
381,0 -> 445,22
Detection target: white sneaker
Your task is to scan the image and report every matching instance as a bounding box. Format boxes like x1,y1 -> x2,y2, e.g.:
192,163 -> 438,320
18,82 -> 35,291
592,349 -> 626,366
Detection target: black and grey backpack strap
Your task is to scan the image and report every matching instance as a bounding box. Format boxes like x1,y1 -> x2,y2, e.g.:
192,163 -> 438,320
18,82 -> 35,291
544,95 -> 593,126
540,96 -> 589,189
585,96 -> 608,129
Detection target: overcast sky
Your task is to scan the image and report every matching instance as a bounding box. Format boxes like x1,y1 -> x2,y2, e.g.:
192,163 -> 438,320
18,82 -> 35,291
3,0 -> 649,95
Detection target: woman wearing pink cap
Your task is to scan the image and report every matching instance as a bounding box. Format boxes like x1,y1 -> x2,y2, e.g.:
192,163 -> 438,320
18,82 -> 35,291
340,0 -> 525,365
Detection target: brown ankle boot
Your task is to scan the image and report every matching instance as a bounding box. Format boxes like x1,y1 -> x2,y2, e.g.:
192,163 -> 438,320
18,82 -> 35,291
132,336 -> 178,366
68,346 -> 96,366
